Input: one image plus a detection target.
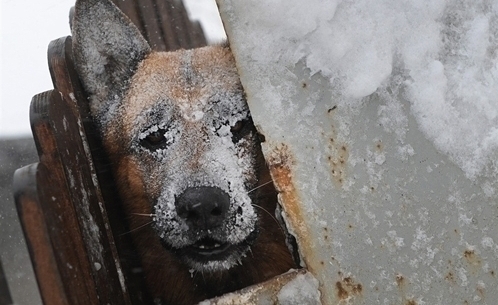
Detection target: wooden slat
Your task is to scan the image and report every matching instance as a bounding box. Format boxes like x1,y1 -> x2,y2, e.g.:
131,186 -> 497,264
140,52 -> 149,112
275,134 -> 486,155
136,0 -> 168,51
47,37 -> 132,305
190,20 -> 208,48
49,35 -> 151,305
112,0 -> 208,51
155,0 -> 182,50
15,90 -> 96,305
14,163 -> 69,305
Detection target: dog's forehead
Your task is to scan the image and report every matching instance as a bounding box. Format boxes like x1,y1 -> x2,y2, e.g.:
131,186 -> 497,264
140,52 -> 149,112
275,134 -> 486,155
121,46 -> 242,128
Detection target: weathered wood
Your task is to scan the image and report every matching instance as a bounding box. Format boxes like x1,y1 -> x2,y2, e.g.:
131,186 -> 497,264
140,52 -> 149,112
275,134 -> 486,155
14,163 -> 69,305
137,0 -> 168,50
49,37 -> 133,305
14,41 -> 134,304
111,0 -> 207,51
15,90 -> 97,305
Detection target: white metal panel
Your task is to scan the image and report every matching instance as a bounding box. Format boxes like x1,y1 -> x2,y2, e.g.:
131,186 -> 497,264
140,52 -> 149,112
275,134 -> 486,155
217,1 -> 498,304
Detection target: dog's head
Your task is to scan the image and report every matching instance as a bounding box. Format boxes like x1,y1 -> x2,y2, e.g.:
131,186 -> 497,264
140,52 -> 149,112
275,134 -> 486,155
72,0 -> 262,272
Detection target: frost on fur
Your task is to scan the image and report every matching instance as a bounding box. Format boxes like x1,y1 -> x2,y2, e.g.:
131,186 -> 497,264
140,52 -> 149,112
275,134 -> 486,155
72,0 -> 151,128
103,48 -> 262,272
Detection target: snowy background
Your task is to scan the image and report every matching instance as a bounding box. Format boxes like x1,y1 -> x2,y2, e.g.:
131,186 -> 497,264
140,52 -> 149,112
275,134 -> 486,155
0,0 -> 226,138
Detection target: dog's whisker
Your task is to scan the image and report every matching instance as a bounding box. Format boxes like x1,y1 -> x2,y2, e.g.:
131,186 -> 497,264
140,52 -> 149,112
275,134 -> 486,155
248,180 -> 274,193
120,220 -> 154,236
131,213 -> 156,217
251,203 -> 283,231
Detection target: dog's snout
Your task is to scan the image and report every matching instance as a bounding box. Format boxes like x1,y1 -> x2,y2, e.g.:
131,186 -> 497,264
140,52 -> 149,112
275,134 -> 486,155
175,187 -> 230,230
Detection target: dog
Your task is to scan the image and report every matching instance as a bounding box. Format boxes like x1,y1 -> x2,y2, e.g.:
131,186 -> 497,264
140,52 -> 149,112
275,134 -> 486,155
71,0 -> 296,303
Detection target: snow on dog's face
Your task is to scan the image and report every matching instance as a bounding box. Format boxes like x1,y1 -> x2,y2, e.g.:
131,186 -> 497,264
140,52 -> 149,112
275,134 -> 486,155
105,47 -> 260,272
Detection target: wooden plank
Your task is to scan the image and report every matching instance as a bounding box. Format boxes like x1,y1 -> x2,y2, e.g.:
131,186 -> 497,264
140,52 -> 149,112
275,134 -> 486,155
155,0 -> 182,50
15,90 -> 97,305
136,0 -> 168,51
47,36 -> 132,305
114,0 -> 207,51
173,0 -> 207,48
51,35 -> 152,305
14,163 -> 69,305
169,0 -> 194,49
190,20 -> 208,48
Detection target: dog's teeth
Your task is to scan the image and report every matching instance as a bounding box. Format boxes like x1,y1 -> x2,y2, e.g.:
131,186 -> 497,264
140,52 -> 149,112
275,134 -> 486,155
214,243 -> 220,248
199,245 -> 205,249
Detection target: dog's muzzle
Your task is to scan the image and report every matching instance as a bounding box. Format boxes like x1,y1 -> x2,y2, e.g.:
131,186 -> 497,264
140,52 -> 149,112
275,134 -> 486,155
175,186 -> 230,231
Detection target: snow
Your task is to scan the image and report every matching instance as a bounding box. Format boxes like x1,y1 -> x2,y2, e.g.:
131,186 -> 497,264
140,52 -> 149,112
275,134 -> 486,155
277,272 -> 321,305
220,0 -> 498,179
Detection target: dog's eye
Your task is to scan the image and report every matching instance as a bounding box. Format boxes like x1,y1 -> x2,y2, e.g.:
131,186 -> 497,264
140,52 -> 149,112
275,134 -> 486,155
230,121 -> 245,133
147,131 -> 165,144
140,129 -> 168,150
230,119 -> 251,143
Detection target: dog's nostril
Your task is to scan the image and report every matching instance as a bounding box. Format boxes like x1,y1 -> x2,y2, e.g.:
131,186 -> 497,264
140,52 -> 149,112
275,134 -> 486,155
175,186 -> 230,230
187,211 -> 199,220
211,207 -> 222,216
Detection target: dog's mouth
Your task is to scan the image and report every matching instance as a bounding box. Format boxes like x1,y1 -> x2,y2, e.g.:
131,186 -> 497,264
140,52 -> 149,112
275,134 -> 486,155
162,229 -> 258,272
186,238 -> 232,257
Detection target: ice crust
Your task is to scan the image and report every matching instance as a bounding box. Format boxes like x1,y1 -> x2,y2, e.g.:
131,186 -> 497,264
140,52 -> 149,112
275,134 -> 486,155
277,272 -> 321,305
223,0 -> 498,179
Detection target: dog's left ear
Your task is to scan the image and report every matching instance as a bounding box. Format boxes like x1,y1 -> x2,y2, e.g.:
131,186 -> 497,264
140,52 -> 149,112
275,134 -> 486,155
72,0 -> 151,124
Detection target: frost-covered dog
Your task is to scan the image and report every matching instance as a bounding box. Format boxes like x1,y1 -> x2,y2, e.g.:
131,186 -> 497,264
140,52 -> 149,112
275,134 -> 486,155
72,0 -> 295,303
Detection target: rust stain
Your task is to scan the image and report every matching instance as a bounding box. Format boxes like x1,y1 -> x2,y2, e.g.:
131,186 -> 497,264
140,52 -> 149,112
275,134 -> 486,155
267,144 -> 315,272
336,275 -> 362,300
463,249 -> 482,275
476,284 -> 485,301
445,271 -> 456,285
327,141 -> 349,187
325,109 -> 348,187
395,273 -> 417,305
375,140 -> 383,152
463,249 -> 479,263
395,274 -> 405,286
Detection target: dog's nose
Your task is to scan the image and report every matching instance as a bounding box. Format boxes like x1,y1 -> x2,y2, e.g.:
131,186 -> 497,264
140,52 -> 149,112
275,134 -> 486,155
175,186 -> 230,230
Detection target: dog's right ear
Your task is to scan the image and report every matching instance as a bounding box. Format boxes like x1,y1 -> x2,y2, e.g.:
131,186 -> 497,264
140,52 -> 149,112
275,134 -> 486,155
72,0 -> 151,125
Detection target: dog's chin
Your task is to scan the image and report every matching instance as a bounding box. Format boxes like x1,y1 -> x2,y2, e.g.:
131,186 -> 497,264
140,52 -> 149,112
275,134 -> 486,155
163,230 -> 258,273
